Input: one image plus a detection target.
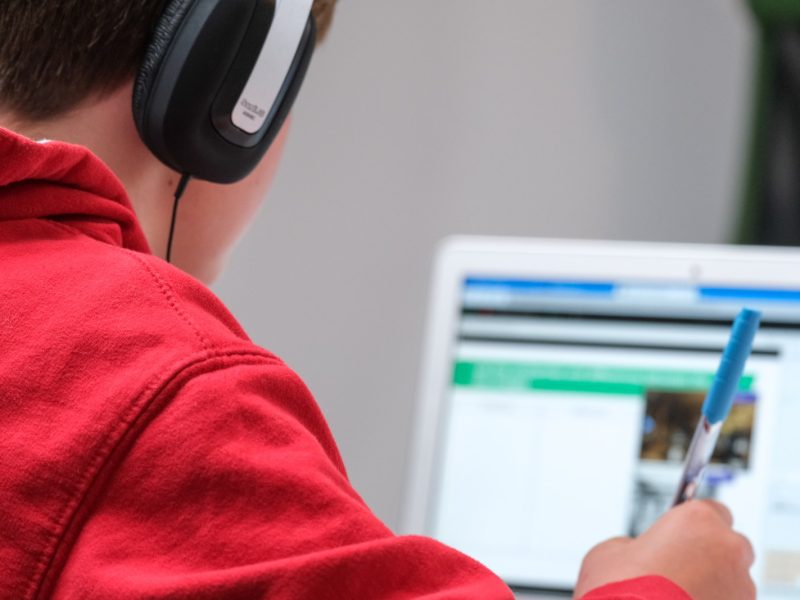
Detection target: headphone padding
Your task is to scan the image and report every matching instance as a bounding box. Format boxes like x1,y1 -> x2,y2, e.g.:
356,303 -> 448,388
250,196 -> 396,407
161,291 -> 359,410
132,0 -> 196,132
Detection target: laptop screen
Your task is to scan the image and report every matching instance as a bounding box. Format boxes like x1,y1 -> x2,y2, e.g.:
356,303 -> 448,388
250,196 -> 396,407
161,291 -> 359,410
428,276 -> 800,596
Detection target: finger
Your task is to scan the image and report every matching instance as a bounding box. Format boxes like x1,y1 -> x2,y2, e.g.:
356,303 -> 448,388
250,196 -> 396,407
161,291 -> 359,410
734,532 -> 755,567
584,536 -> 631,558
695,499 -> 734,527
743,577 -> 757,600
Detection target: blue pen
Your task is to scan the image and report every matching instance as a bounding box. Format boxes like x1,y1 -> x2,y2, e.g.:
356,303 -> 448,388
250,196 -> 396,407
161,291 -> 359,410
672,308 -> 762,506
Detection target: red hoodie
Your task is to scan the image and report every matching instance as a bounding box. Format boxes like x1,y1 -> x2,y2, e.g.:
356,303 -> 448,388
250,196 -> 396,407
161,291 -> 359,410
0,127 -> 691,600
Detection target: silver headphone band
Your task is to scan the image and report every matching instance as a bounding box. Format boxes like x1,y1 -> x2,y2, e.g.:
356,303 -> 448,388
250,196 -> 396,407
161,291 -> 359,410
231,0 -> 314,134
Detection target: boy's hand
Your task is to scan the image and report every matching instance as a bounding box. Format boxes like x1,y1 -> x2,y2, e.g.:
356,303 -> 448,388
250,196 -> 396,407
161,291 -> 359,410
574,500 -> 755,600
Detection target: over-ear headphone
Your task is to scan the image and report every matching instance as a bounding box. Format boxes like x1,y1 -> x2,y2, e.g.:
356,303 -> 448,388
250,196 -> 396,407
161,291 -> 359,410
133,0 -> 315,184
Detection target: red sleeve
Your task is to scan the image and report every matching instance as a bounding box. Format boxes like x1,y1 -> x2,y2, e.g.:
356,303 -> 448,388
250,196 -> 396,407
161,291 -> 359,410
52,357 -> 513,599
581,576 -> 692,600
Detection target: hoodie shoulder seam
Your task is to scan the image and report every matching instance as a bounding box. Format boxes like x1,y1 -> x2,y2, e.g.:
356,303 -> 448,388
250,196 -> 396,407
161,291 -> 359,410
42,220 -> 212,353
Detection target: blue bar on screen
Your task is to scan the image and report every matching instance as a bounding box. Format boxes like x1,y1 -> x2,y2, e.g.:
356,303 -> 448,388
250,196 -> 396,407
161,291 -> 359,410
464,278 -> 615,296
464,278 -> 800,304
699,287 -> 800,303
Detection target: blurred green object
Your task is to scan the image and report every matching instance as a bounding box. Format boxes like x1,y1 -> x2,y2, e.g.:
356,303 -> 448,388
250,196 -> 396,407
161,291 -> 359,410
749,0 -> 800,25
737,0 -> 800,245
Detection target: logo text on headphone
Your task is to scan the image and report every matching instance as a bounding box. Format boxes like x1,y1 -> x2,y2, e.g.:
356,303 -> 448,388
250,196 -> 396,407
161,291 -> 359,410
240,98 -> 267,120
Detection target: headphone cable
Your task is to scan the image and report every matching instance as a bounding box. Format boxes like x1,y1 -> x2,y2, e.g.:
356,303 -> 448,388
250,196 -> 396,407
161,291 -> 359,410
166,173 -> 192,264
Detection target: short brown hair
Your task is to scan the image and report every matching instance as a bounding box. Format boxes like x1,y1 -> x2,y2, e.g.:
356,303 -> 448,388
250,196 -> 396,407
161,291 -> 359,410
0,0 -> 336,121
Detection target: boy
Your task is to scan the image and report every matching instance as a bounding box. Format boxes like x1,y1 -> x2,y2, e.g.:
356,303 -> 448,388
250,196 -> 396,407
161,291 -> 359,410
0,1 -> 755,598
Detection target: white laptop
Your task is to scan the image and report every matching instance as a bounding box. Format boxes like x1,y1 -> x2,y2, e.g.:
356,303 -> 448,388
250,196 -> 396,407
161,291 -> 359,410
403,237 -> 800,599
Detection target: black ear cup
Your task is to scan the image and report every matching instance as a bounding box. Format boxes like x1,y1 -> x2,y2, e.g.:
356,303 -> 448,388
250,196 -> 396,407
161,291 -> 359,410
132,0 -> 315,184
132,0 -> 194,134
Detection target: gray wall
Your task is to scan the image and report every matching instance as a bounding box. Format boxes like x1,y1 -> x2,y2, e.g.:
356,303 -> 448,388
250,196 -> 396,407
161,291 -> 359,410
215,0 -> 754,529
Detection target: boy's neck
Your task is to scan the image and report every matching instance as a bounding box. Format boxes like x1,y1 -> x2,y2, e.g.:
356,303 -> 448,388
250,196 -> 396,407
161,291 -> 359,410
0,82 -> 175,255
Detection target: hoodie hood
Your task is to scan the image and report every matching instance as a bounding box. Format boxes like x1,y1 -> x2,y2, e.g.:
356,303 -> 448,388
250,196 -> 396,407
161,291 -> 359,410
0,127 -> 150,253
